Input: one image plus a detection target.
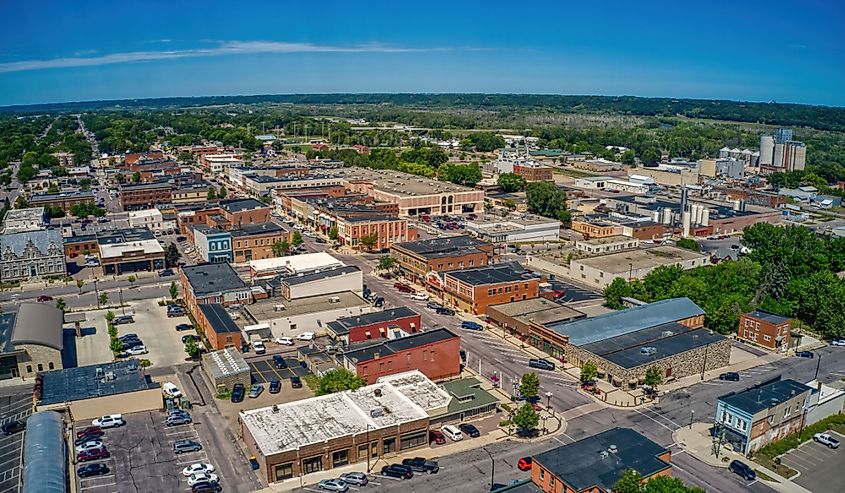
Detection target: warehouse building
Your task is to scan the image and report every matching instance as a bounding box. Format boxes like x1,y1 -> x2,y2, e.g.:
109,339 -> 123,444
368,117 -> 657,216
202,347 -> 251,393
0,304 -> 64,380
487,298 -> 585,340
243,291 -> 373,340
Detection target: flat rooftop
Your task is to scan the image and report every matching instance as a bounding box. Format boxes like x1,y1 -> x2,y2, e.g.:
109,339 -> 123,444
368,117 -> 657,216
198,304 -> 241,334
392,235 -> 490,259
279,265 -> 360,286
585,325 -> 725,369
245,291 -> 370,321
445,262 -> 527,286
376,370 -> 452,413
219,198 -> 267,213
203,347 -> 250,380
99,239 -> 164,259
231,222 -> 286,237
182,263 -> 248,296
38,361 -> 160,406
250,251 -> 343,274
488,298 -> 585,326
573,246 -> 708,274
746,310 -> 791,325
334,167 -> 476,196
545,297 -> 704,346
532,427 -> 670,492
344,328 -> 458,364
720,379 -> 811,415
0,313 -> 17,353
240,379 -> 430,456
326,306 -> 419,336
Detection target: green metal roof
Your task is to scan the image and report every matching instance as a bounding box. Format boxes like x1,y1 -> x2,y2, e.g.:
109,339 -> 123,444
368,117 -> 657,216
441,377 -> 498,414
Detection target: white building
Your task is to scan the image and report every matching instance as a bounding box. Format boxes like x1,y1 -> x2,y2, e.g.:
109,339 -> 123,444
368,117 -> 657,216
201,154 -> 244,174
574,176 -> 650,194
249,252 -> 345,281
466,214 -> 560,243
127,209 -> 175,232
2,207 -> 46,233
243,291 -> 373,339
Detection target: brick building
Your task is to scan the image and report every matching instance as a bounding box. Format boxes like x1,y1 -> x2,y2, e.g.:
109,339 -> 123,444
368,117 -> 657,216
180,263 -> 252,318
513,162 -> 553,182
442,262 -> 539,315
325,307 -> 421,345
28,191 -> 95,213
219,198 -> 272,228
337,212 -> 410,252
118,182 -> 173,210
231,222 -> 291,263
390,236 -> 495,287
196,303 -> 243,350
738,310 -> 791,351
342,328 -> 461,384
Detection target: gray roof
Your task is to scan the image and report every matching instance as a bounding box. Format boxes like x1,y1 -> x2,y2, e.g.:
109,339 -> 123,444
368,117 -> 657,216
280,265 -> 360,286
219,198 -> 267,213
720,379 -> 811,415
11,303 -> 63,351
445,262 -> 527,286
97,227 -> 156,245
0,313 -> 17,353
326,307 -> 419,336
198,304 -> 241,334
22,411 -> 66,493
0,229 -> 63,257
38,360 -> 160,406
546,297 -> 704,346
182,263 -> 248,297
344,328 -> 458,364
392,235 -> 490,258
532,427 -> 670,492
586,326 -> 725,369
231,221 -> 285,237
747,310 -> 791,325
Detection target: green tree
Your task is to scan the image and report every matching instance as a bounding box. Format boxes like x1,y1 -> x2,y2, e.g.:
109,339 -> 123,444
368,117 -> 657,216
620,149 -> 637,166
166,243 -> 181,267
109,338 -> 125,355
328,226 -> 339,241
104,311 -> 115,323
169,281 -> 178,300
131,171 -> 141,183
315,368 -> 367,396
377,256 -> 396,271
127,275 -> 136,287
185,338 -> 200,358
272,240 -> 290,256
218,186 -> 227,199
580,361 -> 598,385
47,183 -> 60,194
207,186 -> 217,200
613,469 -> 644,493
359,232 -> 378,251
438,163 -> 482,186
292,231 -> 304,248
644,366 -> 663,393
512,403 -> 540,436
98,292 -> 109,308
676,238 -> 700,252
497,172 -> 527,192
603,277 -> 632,309
526,181 -> 570,223
115,173 -> 125,183
641,148 -> 661,166
76,279 -> 85,293
518,372 -> 540,399
14,196 -> 28,209
55,298 -> 66,312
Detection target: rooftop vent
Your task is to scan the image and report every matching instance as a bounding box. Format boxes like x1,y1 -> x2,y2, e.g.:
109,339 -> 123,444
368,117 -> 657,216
599,450 -> 609,459
608,444 -> 618,454
370,407 -> 384,418
272,404 -> 279,413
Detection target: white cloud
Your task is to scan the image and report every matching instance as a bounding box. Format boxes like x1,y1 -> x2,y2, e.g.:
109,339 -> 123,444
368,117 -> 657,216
0,40 -> 446,74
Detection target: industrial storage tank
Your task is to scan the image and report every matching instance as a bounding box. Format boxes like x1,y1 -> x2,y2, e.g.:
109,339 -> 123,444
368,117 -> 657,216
662,208 -> 672,224
701,208 -> 710,226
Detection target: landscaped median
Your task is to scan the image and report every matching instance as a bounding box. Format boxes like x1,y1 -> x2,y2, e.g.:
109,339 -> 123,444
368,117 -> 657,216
749,414 -> 845,479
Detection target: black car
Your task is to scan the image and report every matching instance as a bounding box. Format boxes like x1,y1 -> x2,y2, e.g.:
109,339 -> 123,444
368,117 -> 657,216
528,358 -> 556,371
118,333 -> 139,341
459,349 -> 467,362
176,323 -> 194,331
436,307 -> 455,316
426,301 -> 444,310
381,464 -> 413,479
2,420 -> 25,435
729,460 -> 756,481
122,339 -> 144,349
75,433 -> 103,446
231,383 -> 245,403
269,379 -> 281,394
290,376 -> 302,388
796,351 -> 815,358
315,237 -> 327,244
113,315 -> 134,325
77,463 -> 110,478
402,457 -> 439,474
192,482 -> 222,493
158,269 -> 174,277
273,354 -> 288,369
459,423 -> 480,438
719,372 -> 740,381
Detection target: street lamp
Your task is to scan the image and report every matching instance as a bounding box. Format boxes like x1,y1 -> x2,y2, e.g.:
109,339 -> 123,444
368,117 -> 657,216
814,353 -> 822,380
545,391 -> 552,410
689,409 -> 695,429
483,448 -> 495,490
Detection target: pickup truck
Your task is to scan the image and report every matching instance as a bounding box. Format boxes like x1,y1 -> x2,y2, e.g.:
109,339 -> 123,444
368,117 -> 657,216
813,433 -> 841,449
401,457 -> 439,474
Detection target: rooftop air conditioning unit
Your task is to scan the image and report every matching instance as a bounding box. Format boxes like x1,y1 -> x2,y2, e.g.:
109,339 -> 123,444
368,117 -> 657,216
328,296 -> 340,303
274,304 -> 286,311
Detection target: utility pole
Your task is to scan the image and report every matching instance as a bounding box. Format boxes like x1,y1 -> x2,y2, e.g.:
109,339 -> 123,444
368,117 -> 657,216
700,343 -> 710,380
483,448 -> 495,490
814,353 -> 822,380
366,424 -> 371,473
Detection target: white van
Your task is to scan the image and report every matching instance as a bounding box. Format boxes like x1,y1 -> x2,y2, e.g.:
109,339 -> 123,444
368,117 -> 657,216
162,382 -> 182,398
441,425 -> 463,441
251,339 -> 266,354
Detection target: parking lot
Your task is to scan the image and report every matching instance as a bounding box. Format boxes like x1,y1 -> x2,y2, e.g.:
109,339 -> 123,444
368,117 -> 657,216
547,279 -> 600,303
779,431 -> 845,493
0,393 -> 32,493
248,355 -> 311,384
74,410 -> 220,493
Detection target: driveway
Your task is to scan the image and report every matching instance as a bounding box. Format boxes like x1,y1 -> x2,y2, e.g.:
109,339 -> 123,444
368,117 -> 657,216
779,431 -> 845,493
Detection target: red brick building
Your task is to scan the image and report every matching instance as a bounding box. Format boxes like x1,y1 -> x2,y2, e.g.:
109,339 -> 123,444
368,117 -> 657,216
119,182 -> 173,210
342,328 -> 461,384
513,163 -> 553,182
325,307 -> 421,345
442,262 -> 539,315
738,310 -> 791,351
219,198 -> 272,228
390,235 -> 496,287
197,303 -> 244,350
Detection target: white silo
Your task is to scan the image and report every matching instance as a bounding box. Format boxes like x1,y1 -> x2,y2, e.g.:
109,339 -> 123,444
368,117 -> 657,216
695,204 -> 704,225
733,200 -> 741,211
759,135 -> 774,166
682,211 -> 691,237
701,208 -> 710,226
662,207 -> 672,224
652,210 -> 661,223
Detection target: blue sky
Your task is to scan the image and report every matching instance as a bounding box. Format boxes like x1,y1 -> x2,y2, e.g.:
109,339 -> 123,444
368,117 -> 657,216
1,0 -> 843,107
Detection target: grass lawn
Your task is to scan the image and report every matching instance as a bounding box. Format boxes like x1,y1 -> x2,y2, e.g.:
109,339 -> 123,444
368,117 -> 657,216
553,167 -> 596,178
751,455 -> 797,480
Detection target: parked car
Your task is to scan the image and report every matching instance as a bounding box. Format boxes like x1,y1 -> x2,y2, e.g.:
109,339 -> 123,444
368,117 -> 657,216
173,439 -> 203,454
176,323 -> 194,331
426,301 -> 444,310
113,315 -> 134,325
394,282 -> 414,293
191,481 -> 222,493
813,433 -> 840,448
273,354 -> 288,369
729,460 -> 756,481
75,434 -> 103,448
436,307 -> 455,316
36,295 -> 53,303
121,339 -> 144,350
402,457 -> 440,474
297,332 -> 315,341
168,306 -> 187,317
459,423 -> 480,438
373,296 -> 384,308
252,340 -> 266,354
77,463 -> 110,478
78,447 -> 110,462
2,420 -> 26,435
188,473 -> 219,487
231,383 -> 245,403
719,372 -> 740,381
166,414 -> 193,426
338,472 -> 368,486
269,379 -> 281,394
91,414 -> 124,429
460,320 -> 484,331
441,424 -> 463,441
76,426 -> 103,439
315,237 -> 327,244
290,376 -> 303,388
163,382 -> 183,398
831,339 -> 845,347
182,463 -> 215,477
381,464 -> 413,480
411,292 -> 430,301
126,345 -> 147,356
275,336 -> 295,346
158,269 -> 174,277
248,384 -> 264,398
796,351 -> 815,358
528,358 -> 556,371
318,479 -> 349,492
430,429 -> 446,444
517,457 -> 532,471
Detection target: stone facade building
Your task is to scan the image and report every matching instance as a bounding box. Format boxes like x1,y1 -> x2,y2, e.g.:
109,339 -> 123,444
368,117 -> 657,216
0,229 -> 66,282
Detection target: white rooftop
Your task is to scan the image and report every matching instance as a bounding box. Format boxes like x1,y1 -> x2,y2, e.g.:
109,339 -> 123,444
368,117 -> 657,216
249,251 -> 343,274
127,208 -> 163,219
241,378 -> 430,456
99,239 -> 165,259
377,370 -> 452,413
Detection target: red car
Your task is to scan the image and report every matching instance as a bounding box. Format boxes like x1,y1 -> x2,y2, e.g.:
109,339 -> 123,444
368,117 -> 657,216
76,426 -> 103,439
78,447 -> 110,462
517,457 -> 532,471
394,282 -> 414,293
531,402 -> 543,412
429,430 -> 446,445
36,295 -> 53,303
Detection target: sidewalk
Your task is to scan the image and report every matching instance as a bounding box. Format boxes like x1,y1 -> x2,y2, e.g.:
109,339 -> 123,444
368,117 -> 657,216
673,423 -> 813,493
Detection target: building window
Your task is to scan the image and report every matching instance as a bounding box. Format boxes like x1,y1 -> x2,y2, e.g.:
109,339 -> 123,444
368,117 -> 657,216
332,449 -> 349,467
48,362 -> 54,370
539,469 -> 545,481
274,463 -> 294,481
550,477 -> 556,488
37,364 -> 43,372
400,430 -> 428,450
302,456 -> 322,475
26,365 -> 32,373
357,443 -> 368,460
383,437 -> 396,454
764,335 -> 771,342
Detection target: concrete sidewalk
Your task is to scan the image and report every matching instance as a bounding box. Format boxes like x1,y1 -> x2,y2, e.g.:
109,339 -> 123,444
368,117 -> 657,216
674,423 -> 813,493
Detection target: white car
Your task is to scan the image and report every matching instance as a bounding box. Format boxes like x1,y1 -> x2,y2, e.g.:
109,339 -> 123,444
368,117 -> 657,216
126,345 -> 147,355
830,339 -> 845,347
275,337 -> 295,346
162,382 -> 183,399
92,414 -> 125,428
297,332 -> 315,341
411,292 -> 430,301
182,463 -> 215,477
251,340 -> 266,354
76,439 -> 104,452
187,472 -> 219,486
441,424 -> 463,441
303,230 -> 317,238
813,433 -> 840,448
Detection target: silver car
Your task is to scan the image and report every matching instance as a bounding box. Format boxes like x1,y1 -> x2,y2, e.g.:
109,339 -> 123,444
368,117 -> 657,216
338,472 -> 368,486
